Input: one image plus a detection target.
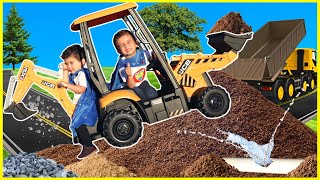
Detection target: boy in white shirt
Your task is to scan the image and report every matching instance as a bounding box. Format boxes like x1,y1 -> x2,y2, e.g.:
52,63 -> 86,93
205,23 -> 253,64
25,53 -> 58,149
59,44 -> 99,159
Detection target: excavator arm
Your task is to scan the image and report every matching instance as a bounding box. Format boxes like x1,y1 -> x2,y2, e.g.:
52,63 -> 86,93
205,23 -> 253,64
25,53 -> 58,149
4,60 -> 76,121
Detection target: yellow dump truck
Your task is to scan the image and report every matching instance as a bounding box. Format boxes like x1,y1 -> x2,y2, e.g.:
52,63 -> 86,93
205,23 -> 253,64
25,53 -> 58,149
223,19 -> 317,103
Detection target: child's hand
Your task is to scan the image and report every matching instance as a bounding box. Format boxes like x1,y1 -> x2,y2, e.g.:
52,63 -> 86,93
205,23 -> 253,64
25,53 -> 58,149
59,62 -> 68,70
57,81 -> 67,88
125,62 -> 132,76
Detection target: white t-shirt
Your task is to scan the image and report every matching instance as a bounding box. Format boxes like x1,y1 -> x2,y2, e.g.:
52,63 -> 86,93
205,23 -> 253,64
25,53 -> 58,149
72,71 -> 87,104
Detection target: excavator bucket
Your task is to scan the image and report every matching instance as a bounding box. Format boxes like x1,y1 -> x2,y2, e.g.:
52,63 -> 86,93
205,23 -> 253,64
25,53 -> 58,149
4,102 -> 38,121
207,31 -> 253,54
3,60 -> 76,121
3,74 -> 38,121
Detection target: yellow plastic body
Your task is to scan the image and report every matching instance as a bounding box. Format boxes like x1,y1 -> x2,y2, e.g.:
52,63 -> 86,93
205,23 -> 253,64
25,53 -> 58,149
99,89 -> 141,108
170,51 -> 238,98
13,60 -> 75,117
284,48 -> 317,72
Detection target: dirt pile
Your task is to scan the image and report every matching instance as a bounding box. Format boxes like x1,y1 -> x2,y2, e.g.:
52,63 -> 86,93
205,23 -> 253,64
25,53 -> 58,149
181,152 -> 239,177
65,153 -> 136,177
207,12 -> 252,34
287,154 -> 317,177
36,71 -> 316,177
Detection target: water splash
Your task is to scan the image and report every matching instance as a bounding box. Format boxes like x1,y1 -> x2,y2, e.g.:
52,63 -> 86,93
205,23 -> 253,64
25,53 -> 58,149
179,92 -> 301,167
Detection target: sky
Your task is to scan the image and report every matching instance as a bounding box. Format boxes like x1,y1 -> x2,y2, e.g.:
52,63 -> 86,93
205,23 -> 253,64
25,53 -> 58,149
3,2 -> 317,70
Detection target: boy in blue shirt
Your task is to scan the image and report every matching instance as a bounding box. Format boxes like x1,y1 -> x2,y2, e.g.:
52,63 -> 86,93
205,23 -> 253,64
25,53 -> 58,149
109,30 -> 158,101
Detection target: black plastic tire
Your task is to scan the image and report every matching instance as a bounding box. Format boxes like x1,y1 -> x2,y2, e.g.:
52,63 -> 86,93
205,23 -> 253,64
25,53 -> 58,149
103,109 -> 142,147
197,86 -> 230,118
272,79 -> 285,103
284,78 -> 295,100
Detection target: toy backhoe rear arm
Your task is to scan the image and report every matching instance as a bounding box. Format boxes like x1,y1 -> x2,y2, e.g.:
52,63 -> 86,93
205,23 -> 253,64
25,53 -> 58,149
13,60 -> 75,117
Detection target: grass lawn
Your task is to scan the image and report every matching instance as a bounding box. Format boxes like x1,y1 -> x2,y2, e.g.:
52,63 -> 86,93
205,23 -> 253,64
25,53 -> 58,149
305,118 -> 317,133
3,148 -> 9,159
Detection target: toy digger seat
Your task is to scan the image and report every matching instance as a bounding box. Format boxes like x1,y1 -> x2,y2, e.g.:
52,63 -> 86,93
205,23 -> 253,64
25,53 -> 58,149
207,31 -> 253,54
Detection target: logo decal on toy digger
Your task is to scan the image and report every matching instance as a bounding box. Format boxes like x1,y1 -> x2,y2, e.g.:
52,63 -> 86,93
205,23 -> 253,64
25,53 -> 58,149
41,80 -> 56,89
133,68 -> 146,82
178,59 -> 192,75
19,67 -> 28,80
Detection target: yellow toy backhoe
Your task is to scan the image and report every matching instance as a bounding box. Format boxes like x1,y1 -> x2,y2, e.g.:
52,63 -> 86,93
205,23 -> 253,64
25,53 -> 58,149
4,2 -> 252,147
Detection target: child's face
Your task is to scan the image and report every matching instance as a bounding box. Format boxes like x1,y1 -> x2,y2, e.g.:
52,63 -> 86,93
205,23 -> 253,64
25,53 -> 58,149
64,55 -> 83,74
116,33 -> 137,59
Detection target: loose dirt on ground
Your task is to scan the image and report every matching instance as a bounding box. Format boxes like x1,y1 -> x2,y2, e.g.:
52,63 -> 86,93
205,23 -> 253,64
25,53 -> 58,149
36,71 -> 317,177
65,153 -> 136,177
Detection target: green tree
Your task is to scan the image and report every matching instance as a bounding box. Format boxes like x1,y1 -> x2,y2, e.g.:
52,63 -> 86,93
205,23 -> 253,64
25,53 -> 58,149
139,3 -> 207,53
3,4 -> 37,70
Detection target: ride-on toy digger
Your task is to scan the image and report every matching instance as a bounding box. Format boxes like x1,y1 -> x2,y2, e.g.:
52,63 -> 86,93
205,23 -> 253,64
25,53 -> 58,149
4,3 -> 252,147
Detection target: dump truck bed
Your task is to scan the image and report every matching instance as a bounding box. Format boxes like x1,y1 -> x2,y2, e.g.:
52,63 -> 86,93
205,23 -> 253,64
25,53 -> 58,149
222,19 -> 306,82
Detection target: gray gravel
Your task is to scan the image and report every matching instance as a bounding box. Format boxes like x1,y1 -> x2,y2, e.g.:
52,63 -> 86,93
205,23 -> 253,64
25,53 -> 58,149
3,152 -> 77,177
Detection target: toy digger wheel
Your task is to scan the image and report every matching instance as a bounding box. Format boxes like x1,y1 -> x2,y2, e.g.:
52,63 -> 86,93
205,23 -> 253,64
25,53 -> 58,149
284,79 -> 295,100
273,79 -> 285,103
103,109 -> 142,147
197,86 -> 230,118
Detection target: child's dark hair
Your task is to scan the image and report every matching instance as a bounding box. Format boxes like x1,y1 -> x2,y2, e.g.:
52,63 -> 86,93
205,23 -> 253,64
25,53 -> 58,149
61,44 -> 85,62
113,30 -> 137,48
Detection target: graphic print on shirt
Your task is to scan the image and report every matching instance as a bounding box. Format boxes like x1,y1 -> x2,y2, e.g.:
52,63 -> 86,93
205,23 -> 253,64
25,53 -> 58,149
133,68 -> 146,82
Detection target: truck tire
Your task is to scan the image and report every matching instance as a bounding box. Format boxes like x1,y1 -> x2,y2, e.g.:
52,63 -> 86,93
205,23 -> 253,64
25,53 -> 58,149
103,109 -> 142,147
197,86 -> 230,118
273,79 -> 285,103
301,75 -> 309,92
308,73 -> 316,91
284,79 -> 295,100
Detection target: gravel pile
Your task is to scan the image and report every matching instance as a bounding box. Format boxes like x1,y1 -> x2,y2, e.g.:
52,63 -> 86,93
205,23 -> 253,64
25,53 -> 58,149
3,152 -> 77,177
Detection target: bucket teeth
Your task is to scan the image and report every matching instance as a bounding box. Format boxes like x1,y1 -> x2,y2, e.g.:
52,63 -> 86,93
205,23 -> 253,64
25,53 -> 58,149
4,102 -> 38,121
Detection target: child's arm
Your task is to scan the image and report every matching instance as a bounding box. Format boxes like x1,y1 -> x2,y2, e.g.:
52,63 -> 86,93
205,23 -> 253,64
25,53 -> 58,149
62,83 -> 86,94
125,62 -> 136,88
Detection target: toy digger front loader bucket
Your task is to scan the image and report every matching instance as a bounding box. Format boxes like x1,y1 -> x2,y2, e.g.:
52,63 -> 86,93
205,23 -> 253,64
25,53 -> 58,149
207,31 -> 253,54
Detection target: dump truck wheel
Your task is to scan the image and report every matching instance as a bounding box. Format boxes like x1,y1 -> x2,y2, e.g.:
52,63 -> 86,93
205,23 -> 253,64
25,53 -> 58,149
197,86 -> 230,118
273,79 -> 285,103
103,109 -> 142,147
284,79 -> 295,100
308,74 -> 316,91
301,75 -> 309,92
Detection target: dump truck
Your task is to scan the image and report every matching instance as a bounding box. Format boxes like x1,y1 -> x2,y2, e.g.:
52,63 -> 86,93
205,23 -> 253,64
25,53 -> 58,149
4,2 -> 253,147
222,19 -> 317,103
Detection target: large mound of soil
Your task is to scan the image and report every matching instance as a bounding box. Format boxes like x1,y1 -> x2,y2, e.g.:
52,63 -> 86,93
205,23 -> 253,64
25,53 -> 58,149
37,71 -> 316,177
287,154 -> 317,177
181,152 -> 239,177
207,12 -> 252,34
65,153 -> 136,177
